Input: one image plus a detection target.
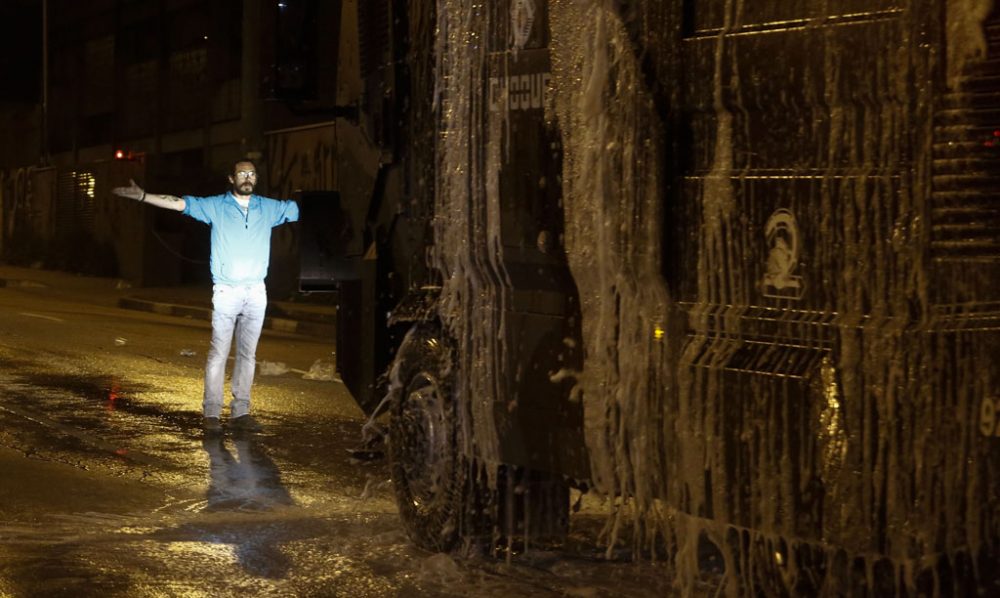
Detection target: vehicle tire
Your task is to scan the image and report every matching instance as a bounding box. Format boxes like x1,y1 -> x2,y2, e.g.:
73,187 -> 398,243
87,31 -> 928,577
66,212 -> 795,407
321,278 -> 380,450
387,323 -> 469,552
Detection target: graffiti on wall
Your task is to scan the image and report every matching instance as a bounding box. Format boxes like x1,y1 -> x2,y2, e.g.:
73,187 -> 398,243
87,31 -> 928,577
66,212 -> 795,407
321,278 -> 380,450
0,166 -> 56,259
265,123 -> 338,199
0,164 -> 125,275
263,123 -> 338,296
0,167 -> 36,247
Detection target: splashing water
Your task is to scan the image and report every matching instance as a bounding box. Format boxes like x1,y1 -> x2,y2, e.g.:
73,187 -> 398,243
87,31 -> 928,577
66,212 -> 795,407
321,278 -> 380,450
548,0 -> 673,554
432,0 -> 506,474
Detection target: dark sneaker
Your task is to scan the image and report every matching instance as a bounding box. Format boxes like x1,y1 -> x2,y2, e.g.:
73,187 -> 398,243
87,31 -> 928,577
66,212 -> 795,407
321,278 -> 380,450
230,414 -> 262,432
202,416 -> 222,434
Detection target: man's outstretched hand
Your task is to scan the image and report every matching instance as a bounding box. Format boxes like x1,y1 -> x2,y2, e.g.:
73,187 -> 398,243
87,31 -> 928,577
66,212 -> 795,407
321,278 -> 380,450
111,179 -> 145,201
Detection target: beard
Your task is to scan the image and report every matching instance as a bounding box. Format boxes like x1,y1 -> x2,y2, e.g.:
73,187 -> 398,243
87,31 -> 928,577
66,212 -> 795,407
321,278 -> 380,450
233,181 -> 255,195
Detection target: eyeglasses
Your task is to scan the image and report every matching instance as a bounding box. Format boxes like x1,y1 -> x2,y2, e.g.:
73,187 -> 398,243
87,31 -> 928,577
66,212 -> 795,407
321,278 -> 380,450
235,170 -> 257,180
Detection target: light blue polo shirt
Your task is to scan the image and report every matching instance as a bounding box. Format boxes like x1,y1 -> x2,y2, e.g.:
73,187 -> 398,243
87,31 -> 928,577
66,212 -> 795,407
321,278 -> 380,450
182,192 -> 299,285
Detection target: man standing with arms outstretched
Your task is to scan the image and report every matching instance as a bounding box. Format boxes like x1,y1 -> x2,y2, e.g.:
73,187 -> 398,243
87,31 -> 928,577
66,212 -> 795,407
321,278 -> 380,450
112,159 -> 299,434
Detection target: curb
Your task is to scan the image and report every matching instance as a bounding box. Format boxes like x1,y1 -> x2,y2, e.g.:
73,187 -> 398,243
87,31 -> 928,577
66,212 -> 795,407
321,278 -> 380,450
116,297 -> 335,340
0,279 -> 49,289
0,277 -> 335,340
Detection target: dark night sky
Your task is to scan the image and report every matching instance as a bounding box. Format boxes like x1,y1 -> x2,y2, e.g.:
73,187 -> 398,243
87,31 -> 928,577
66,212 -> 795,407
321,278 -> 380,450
0,0 -> 42,103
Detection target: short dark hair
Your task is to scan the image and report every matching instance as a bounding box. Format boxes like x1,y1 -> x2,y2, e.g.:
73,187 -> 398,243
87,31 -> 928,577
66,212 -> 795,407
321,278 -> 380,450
231,157 -> 258,174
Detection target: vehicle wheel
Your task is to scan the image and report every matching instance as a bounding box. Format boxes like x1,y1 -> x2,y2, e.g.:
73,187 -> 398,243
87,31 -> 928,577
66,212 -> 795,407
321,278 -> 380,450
388,324 -> 468,552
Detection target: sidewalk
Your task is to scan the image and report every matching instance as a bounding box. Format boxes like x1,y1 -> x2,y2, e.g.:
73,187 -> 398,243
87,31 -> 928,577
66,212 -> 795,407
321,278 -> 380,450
0,265 -> 336,340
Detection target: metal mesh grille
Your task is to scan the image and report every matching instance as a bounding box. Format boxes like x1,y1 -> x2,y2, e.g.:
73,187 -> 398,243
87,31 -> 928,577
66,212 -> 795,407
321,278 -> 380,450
931,13 -> 1000,261
54,169 -> 97,238
358,0 -> 390,78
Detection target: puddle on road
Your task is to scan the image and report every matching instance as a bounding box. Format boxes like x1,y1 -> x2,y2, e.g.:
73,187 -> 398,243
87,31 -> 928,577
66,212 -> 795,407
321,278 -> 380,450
0,506 -> 683,597
202,435 -> 296,513
0,364 -> 211,485
17,371 -> 148,410
10,371 -> 204,431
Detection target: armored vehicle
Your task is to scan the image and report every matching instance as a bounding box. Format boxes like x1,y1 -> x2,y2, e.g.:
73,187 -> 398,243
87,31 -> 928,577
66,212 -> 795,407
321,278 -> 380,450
299,1 -> 1000,594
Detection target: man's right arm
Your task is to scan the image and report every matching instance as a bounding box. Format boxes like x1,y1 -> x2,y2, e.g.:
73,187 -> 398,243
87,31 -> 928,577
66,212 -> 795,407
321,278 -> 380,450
111,179 -> 185,212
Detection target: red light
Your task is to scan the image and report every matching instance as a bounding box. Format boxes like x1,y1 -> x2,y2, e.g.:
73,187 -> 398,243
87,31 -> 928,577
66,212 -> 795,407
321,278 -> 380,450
993,130 -> 1000,137
106,384 -> 120,411
115,149 -> 125,159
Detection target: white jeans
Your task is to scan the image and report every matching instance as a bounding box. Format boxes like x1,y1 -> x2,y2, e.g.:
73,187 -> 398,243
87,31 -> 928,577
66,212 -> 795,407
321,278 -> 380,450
204,282 -> 267,419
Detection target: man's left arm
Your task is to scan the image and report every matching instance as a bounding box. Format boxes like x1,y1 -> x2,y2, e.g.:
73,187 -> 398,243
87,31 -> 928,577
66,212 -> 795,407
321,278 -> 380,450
270,198 -> 300,227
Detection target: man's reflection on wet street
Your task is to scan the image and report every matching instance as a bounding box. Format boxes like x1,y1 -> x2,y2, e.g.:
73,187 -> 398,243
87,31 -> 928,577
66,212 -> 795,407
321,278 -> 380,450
196,433 -> 297,578
202,433 -> 294,512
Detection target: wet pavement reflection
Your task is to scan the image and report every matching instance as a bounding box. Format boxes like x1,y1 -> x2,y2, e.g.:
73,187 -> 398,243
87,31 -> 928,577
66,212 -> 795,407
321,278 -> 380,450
0,282 -> 691,597
203,433 -> 294,513
190,436 -> 298,581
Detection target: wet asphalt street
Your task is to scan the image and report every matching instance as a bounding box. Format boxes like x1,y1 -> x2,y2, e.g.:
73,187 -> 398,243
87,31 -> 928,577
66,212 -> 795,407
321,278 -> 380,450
0,276 -> 681,597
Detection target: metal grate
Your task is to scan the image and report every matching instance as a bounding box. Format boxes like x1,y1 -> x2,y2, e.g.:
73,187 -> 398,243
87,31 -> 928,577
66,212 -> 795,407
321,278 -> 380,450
358,0 -> 390,79
54,169 -> 97,238
931,15 -> 1000,261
